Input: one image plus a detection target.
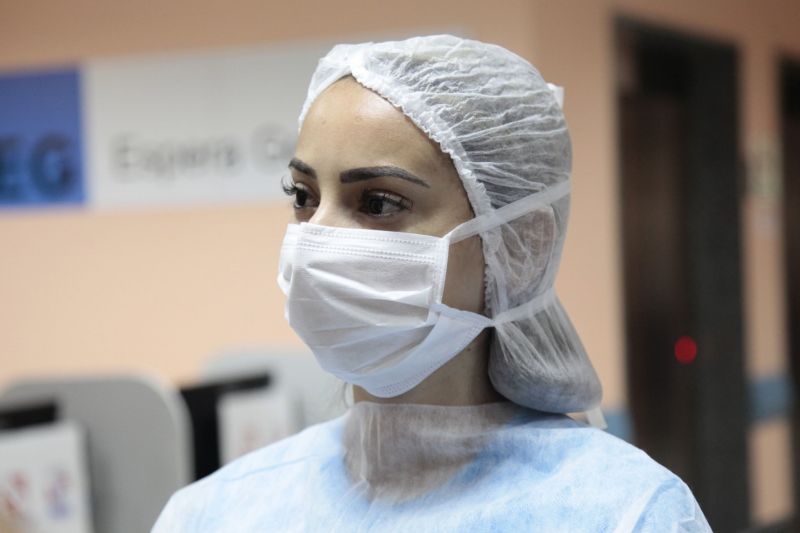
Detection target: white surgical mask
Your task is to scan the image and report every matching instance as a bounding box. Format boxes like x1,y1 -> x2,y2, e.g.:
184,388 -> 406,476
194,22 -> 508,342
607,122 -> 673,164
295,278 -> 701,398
277,182 -> 570,398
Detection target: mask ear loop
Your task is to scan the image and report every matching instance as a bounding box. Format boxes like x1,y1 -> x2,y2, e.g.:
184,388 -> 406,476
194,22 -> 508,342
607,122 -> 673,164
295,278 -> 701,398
443,180 -> 571,244
441,181 -> 608,429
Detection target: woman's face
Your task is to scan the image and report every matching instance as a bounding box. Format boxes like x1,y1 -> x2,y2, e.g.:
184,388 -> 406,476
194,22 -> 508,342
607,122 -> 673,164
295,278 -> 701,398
287,76 -> 485,315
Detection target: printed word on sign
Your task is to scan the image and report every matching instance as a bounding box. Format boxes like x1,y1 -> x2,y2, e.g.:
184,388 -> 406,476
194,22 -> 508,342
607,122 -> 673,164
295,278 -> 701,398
0,69 -> 85,209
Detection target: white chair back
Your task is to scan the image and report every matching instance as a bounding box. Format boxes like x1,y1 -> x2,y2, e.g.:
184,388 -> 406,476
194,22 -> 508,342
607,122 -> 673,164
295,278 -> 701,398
1,375 -> 191,533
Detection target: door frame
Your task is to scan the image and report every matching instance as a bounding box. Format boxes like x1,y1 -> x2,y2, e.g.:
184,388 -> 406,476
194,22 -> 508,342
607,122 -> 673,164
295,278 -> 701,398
615,16 -> 749,532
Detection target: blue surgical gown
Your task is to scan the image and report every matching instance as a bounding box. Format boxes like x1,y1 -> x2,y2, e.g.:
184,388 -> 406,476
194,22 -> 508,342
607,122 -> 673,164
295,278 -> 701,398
153,404 -> 710,532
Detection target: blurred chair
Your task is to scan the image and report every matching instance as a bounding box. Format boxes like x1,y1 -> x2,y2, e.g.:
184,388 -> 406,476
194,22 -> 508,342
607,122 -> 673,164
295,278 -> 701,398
180,373 -> 273,479
0,375 -> 191,533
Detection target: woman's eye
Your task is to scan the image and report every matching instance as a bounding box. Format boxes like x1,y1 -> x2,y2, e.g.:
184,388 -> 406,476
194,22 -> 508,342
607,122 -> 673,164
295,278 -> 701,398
361,191 -> 410,217
294,188 -> 310,208
281,178 -> 319,210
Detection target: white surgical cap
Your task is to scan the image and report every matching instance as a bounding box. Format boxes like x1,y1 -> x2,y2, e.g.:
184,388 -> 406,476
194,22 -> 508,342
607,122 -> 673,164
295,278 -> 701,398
298,34 -> 602,416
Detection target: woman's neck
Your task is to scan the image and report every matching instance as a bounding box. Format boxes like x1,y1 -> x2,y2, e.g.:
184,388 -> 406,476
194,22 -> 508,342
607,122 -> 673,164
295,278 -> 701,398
352,330 -> 504,406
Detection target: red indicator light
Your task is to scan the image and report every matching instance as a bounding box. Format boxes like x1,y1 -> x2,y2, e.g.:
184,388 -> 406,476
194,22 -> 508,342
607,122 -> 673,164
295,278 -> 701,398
674,336 -> 697,364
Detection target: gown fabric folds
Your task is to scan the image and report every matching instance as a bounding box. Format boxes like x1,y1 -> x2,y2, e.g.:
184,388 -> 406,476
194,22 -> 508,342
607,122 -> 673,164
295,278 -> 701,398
153,401 -> 711,532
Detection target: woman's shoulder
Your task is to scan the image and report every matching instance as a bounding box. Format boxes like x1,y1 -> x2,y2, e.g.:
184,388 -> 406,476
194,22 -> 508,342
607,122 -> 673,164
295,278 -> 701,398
151,415 -> 345,532
214,414 -> 345,480
513,411 -> 678,479
499,411 -> 710,530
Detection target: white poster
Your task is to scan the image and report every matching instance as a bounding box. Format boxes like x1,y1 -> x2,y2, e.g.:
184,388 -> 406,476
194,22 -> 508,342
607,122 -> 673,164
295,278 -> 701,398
83,42 -> 334,210
0,421 -> 93,533
217,386 -> 298,464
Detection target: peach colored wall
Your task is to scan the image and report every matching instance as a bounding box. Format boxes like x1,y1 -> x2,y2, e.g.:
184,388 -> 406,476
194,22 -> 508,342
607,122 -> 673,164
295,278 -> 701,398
0,204 -> 300,382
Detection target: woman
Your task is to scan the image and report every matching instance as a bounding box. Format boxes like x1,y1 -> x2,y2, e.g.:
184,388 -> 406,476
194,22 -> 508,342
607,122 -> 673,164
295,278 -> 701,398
153,34 -> 710,531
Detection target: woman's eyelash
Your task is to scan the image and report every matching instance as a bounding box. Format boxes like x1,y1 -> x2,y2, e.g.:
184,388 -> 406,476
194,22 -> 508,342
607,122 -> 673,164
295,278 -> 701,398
280,176 -> 298,196
362,191 -> 409,208
360,190 -> 412,217
280,176 -> 410,216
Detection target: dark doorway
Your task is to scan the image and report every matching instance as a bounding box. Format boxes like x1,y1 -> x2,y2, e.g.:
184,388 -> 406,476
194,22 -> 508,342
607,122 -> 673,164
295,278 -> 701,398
781,57 -> 800,531
616,19 -> 749,532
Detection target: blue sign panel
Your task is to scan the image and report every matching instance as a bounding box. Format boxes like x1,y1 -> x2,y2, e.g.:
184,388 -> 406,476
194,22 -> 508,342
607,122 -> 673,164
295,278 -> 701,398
0,68 -> 85,208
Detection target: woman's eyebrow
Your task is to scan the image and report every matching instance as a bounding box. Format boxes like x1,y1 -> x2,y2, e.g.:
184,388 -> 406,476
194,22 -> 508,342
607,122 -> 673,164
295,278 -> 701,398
289,158 -> 430,188
340,166 -> 430,188
288,158 -> 316,178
